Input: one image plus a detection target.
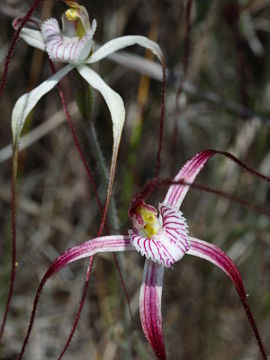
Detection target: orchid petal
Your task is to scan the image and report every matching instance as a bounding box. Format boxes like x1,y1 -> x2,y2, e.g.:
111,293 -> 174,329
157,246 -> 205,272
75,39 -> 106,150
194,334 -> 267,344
164,150 -> 214,209
11,64 -> 74,143
87,35 -> 165,65
41,18 -> 95,63
46,235 -> 133,278
77,64 -> 125,217
17,27 -> 45,51
140,260 -> 166,360
187,236 -> 245,292
18,235 -> 133,357
159,203 -> 190,252
187,236 -> 267,359
129,204 -> 189,268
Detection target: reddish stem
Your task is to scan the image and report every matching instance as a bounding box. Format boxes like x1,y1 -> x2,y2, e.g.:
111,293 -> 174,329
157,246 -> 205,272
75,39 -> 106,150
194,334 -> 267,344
0,0 -> 43,342
171,0 -> 193,176
0,146 -> 17,341
0,0 -> 43,100
57,257 -> 94,360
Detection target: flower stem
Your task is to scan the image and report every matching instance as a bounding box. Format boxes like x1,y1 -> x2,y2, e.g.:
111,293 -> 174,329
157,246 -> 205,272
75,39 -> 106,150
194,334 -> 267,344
0,0 -> 43,341
0,145 -> 18,341
57,257 -> 95,360
88,121 -> 120,230
0,0 -> 42,100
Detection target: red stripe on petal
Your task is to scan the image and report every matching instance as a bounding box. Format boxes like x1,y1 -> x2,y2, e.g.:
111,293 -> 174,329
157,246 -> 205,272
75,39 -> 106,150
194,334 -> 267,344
140,260 -> 166,360
164,150 -> 214,209
18,235 -> 133,358
129,204 -> 189,267
41,18 -> 95,64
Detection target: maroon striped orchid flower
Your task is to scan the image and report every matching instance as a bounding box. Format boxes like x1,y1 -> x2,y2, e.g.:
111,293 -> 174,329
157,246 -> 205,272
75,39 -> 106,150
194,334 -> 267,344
19,150 -> 267,359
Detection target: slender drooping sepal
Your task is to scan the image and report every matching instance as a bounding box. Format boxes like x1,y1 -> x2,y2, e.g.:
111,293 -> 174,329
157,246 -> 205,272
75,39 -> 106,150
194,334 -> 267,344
18,235 -> 133,359
87,35 -> 166,179
77,64 -> 125,233
11,64 -> 74,143
140,260 -> 166,360
187,236 -> 267,360
87,35 -> 164,65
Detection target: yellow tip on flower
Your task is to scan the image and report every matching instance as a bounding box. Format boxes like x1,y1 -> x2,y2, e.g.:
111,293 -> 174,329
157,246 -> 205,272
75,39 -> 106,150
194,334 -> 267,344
137,206 -> 160,237
65,8 -> 79,22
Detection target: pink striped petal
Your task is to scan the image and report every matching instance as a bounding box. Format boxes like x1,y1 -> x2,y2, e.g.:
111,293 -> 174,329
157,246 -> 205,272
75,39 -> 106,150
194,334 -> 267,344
18,235 -> 133,357
159,203 -> 189,253
41,18 -> 96,64
129,204 -> 189,268
187,236 -> 267,359
47,235 -> 133,278
140,260 -> 166,360
164,150 -> 214,209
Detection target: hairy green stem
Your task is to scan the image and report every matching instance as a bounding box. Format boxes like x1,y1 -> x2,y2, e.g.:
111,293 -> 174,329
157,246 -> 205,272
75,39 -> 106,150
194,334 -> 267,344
88,122 -> 120,230
88,111 -> 132,360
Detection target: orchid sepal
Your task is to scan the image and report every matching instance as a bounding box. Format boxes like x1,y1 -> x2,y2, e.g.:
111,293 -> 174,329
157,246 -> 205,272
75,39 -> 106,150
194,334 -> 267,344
87,35 -> 165,65
18,235 -> 134,359
140,260 -> 166,360
164,150 -> 215,209
11,64 -> 74,143
187,236 -> 267,359
76,64 -> 125,213
46,235 -> 133,278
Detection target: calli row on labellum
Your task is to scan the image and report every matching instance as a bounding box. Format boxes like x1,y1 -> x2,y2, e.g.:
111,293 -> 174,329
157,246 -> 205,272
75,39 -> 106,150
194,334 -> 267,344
18,150 -> 267,360
11,0 -> 165,215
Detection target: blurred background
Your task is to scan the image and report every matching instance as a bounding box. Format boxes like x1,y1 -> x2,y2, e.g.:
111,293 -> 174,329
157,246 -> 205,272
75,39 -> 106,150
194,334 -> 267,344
0,0 -> 270,359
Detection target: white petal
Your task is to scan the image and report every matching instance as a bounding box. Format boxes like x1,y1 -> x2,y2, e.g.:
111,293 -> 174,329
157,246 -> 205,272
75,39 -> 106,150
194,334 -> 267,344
18,28 -> 45,51
41,18 -> 95,64
87,35 -> 164,64
12,64 -> 73,142
77,64 -> 125,211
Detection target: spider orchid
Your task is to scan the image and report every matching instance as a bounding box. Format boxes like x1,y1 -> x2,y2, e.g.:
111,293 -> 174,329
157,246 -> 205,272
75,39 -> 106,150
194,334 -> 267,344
19,149 -> 267,360
11,0 -> 164,211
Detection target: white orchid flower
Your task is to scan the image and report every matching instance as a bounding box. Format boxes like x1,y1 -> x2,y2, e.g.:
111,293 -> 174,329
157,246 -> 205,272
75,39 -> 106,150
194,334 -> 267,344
12,0 -> 164,213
